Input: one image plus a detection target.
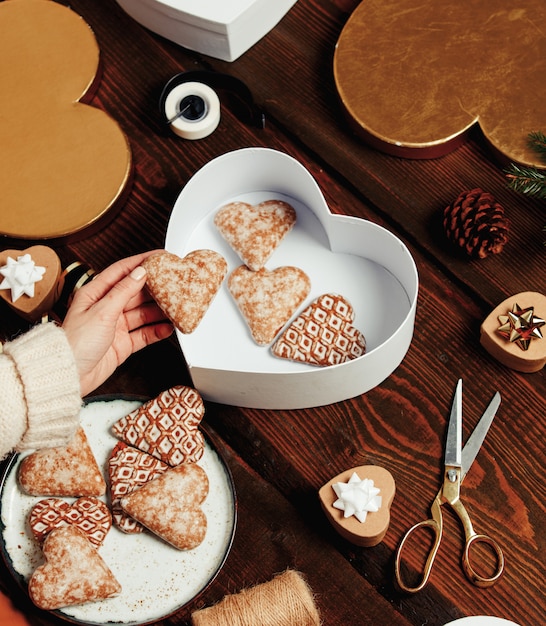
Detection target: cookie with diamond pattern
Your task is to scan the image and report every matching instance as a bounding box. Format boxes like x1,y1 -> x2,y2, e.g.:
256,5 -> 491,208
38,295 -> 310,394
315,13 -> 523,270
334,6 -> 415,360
29,496 -> 111,547
108,441 -> 169,534
111,386 -> 205,466
272,293 -> 366,366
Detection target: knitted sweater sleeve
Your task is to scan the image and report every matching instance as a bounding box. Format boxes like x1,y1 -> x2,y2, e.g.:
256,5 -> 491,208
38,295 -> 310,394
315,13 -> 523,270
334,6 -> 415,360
0,322 -> 82,460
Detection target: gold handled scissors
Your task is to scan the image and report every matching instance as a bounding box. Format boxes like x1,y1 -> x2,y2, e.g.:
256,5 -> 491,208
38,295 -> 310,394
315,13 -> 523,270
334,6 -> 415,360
394,379 -> 505,593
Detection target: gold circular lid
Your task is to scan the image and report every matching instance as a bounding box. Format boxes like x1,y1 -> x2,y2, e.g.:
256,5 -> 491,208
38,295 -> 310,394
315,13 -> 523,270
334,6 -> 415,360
334,0 -> 546,165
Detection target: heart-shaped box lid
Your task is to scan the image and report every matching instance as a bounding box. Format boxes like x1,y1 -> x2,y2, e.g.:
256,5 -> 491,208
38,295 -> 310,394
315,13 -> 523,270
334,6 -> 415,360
115,0 -> 298,61
166,148 -> 418,409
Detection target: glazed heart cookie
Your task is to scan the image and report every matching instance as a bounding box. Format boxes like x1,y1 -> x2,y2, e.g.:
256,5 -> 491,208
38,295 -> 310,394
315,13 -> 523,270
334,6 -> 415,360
28,525 -> 121,611
111,386 -> 205,466
0,246 -> 62,321
272,293 -> 366,366
214,200 -> 297,271
29,496 -> 112,547
120,463 -> 209,551
108,442 -> 169,534
143,249 -> 227,334
18,427 -> 106,497
228,265 -> 311,345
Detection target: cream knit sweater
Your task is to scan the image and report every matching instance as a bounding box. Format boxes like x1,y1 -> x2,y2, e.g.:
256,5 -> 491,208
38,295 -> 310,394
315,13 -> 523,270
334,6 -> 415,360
0,322 -> 82,460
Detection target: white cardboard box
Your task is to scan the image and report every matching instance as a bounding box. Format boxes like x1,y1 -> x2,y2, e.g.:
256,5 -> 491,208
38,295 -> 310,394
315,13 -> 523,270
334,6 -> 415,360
165,148 -> 419,409
115,0 -> 298,61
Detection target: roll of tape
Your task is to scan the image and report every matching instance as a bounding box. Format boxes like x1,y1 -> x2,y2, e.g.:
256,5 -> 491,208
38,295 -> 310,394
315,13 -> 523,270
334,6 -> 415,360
163,81 -> 221,140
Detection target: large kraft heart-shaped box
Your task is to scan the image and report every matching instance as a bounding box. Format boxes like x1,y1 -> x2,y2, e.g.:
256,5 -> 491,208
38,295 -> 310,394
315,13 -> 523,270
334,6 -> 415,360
165,148 -> 418,409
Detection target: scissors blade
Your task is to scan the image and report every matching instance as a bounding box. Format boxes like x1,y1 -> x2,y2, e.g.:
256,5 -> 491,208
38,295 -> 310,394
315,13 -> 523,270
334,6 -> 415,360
444,379 -> 463,467
460,391 -> 501,480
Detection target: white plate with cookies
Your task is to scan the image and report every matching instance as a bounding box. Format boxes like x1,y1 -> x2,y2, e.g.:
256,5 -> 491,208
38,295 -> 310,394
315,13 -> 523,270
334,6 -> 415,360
0,396 -> 236,625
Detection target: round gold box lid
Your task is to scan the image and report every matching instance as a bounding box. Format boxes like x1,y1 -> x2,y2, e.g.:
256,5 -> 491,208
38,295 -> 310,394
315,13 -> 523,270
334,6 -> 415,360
334,0 -> 546,165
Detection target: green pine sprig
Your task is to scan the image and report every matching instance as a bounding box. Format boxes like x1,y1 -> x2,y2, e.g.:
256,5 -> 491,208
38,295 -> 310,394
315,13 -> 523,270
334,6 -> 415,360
528,130 -> 546,158
505,131 -> 546,242
506,131 -> 546,197
505,163 -> 546,199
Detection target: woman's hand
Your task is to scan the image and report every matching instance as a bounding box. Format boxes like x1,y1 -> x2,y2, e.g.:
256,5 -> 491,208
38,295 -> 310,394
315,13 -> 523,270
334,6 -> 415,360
62,251 -> 173,396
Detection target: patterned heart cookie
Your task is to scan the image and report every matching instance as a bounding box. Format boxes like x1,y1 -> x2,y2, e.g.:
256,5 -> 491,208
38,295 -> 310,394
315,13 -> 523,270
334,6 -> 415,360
0,246 -> 62,321
108,441 -> 169,534
228,265 -> 311,345
214,200 -> 297,271
28,525 -> 121,611
120,463 -> 209,551
18,427 -> 106,497
111,386 -> 205,467
29,496 -> 111,547
143,249 -> 227,333
272,293 -> 366,366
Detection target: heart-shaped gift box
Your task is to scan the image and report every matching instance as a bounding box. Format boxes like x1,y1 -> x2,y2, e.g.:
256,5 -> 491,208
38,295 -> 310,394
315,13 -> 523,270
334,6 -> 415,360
115,0 -> 298,62
165,148 -> 418,409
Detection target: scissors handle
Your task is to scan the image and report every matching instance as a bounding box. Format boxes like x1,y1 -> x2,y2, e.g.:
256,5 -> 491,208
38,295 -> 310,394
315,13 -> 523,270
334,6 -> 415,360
394,497 -> 443,593
451,499 -> 505,587
462,533 -> 505,587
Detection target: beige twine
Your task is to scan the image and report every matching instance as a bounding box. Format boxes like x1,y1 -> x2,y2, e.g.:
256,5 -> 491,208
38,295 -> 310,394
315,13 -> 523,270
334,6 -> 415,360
191,569 -> 321,626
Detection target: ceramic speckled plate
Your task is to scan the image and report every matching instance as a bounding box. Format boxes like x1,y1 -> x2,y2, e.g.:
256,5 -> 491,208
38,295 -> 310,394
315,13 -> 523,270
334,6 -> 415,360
0,396 -> 236,625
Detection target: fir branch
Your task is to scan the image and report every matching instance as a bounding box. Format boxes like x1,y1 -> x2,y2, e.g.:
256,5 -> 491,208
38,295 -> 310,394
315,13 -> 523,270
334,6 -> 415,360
527,130 -> 546,158
506,131 -> 546,244
506,163 -> 546,199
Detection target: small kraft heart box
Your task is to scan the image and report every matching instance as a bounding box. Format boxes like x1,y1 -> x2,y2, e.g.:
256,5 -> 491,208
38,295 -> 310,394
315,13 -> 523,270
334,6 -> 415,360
165,148 -> 418,410
115,0 -> 298,62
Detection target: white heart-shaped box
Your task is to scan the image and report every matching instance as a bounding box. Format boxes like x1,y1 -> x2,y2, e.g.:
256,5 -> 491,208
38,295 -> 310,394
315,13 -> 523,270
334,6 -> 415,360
115,0 -> 297,62
165,148 -> 418,409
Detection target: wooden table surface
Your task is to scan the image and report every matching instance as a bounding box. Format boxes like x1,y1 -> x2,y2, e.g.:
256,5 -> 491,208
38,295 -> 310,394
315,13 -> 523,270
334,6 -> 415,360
1,1 -> 544,625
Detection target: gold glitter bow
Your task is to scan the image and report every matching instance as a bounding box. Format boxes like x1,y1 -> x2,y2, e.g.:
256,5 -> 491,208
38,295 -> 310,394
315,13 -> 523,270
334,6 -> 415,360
497,303 -> 545,351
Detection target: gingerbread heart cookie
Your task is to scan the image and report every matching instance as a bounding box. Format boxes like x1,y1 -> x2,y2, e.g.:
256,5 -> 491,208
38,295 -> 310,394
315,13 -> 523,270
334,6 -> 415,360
18,427 -> 106,497
228,265 -> 311,345
143,249 -> 227,333
28,525 -> 121,610
111,386 -> 205,467
108,441 -> 169,534
0,246 -> 62,321
29,496 -> 111,547
272,293 -> 366,366
120,463 -> 209,551
214,200 -> 297,271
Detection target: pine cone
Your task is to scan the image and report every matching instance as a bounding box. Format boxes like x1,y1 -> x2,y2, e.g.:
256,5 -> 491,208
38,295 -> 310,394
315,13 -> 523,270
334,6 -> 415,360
443,188 -> 510,258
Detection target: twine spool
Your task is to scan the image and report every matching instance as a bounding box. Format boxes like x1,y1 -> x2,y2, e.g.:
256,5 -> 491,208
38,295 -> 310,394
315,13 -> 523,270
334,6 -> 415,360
191,570 -> 321,626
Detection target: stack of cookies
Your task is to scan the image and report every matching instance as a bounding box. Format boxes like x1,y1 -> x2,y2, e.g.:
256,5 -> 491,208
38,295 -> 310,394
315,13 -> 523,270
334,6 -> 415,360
17,385 -> 210,611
